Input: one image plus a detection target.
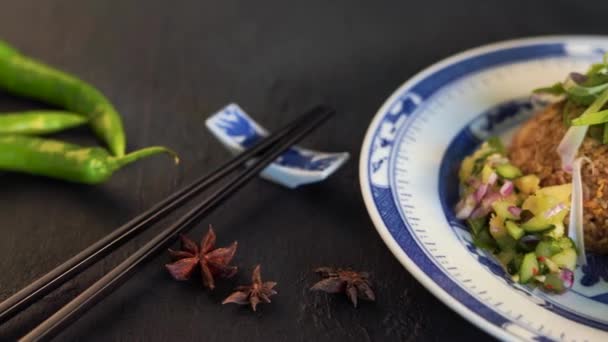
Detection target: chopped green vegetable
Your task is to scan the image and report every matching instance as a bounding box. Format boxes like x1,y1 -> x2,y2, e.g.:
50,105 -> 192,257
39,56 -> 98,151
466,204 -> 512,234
535,239 -> 562,258
457,139 -> 578,295
557,237 -> 575,251
472,227 -> 497,251
505,220 -> 525,240
570,109 -> 608,126
543,273 -> 566,293
564,82 -> 608,98
551,248 -> 577,271
507,254 -> 524,275
492,201 -> 518,220
521,216 -> 555,233
495,164 -> 522,179
467,217 -> 487,236
533,82 -> 564,95
519,252 -> 539,284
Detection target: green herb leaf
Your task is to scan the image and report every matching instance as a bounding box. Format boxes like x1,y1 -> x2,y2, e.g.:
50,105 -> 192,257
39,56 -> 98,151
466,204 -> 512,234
472,227 -> 498,251
564,82 -> 608,97
467,217 -> 488,236
533,82 -> 564,95
570,109 -> 608,126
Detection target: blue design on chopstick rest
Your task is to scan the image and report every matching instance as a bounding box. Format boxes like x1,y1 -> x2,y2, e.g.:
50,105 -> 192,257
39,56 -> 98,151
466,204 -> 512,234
210,105 -> 262,148
206,103 -> 349,188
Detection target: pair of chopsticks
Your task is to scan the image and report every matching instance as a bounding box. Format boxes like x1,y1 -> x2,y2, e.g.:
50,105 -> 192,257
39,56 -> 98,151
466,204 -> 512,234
0,105 -> 335,341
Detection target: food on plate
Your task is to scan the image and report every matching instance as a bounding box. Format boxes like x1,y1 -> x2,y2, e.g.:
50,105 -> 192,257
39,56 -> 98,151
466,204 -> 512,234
455,54 -> 608,292
456,139 -> 576,292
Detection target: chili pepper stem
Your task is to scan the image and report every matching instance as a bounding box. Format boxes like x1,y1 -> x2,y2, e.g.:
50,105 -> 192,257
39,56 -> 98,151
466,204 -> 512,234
111,146 -> 179,170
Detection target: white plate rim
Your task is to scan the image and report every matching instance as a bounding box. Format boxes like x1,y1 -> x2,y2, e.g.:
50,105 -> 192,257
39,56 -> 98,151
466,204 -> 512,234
358,35 -> 608,341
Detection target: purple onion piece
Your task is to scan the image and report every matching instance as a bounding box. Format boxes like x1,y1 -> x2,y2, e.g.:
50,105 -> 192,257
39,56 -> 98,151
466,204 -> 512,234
481,192 -> 501,209
455,194 -> 477,219
508,206 -> 522,219
500,180 -> 514,197
470,206 -> 491,219
560,269 -> 574,289
474,183 -> 489,202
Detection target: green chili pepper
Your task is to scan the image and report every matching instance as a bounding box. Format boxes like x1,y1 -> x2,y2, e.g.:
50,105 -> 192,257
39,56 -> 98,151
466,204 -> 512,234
0,134 -> 178,184
0,40 -> 126,156
0,110 -> 87,135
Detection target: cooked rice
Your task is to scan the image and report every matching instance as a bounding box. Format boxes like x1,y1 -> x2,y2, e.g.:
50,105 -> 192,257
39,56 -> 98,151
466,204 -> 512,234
509,102 -> 608,253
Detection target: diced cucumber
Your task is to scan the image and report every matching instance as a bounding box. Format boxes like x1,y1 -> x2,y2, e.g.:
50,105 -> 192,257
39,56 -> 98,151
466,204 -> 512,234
543,273 -> 566,293
497,249 -> 516,265
546,222 -> 566,239
538,262 -> 550,275
507,253 -> 524,275
516,238 -> 537,253
481,164 -> 495,184
514,174 -> 540,195
543,257 -> 560,273
551,248 -> 577,271
496,235 -> 518,251
496,163 -> 523,179
557,237 -> 575,250
521,216 -> 555,233
519,252 -> 540,284
487,215 -> 518,251
535,239 -> 562,257
505,220 -> 525,240
492,201 -> 519,220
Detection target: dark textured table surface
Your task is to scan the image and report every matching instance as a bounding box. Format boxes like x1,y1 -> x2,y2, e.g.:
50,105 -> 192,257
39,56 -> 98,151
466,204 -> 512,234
0,1 -> 604,341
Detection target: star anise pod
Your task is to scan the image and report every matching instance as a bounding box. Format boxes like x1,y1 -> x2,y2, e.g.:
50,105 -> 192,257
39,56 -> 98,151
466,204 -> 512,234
165,226 -> 237,289
222,264 -> 277,311
310,267 -> 375,307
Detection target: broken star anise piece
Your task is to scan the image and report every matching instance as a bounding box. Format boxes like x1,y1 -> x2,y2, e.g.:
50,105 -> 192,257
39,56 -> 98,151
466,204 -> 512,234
310,267 -> 375,307
222,264 -> 277,311
165,226 -> 237,289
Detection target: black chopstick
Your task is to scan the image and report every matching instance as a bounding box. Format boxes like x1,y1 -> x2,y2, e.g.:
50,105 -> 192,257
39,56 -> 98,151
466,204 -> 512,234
0,106 -> 326,326
20,106 -> 334,341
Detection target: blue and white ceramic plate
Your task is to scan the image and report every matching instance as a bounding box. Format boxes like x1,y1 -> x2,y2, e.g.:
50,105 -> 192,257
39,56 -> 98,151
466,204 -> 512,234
359,37 -> 608,341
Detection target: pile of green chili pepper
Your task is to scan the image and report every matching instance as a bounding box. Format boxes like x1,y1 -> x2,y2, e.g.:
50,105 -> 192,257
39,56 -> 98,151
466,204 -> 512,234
0,40 -> 177,184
